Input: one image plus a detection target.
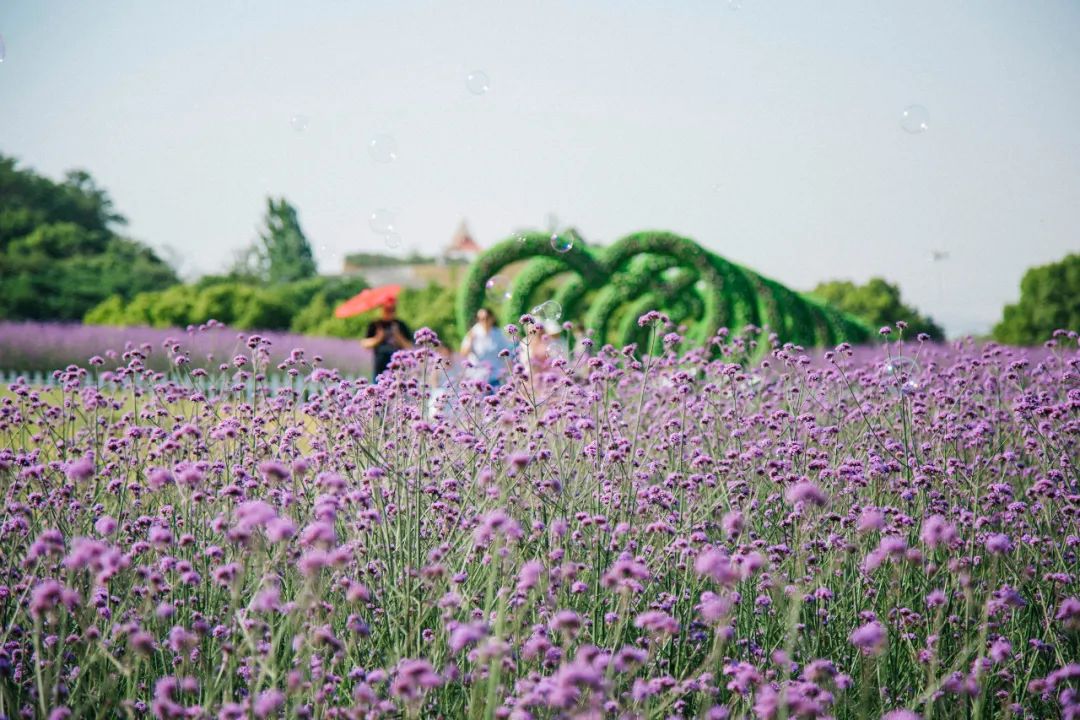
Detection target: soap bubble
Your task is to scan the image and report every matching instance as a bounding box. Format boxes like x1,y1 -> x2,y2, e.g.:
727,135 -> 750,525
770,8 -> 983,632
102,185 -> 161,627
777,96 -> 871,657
547,338 -> 568,363
369,209 -> 396,234
383,231 -> 403,250
533,301 -> 563,323
550,232 -> 573,253
290,114 -> 309,132
466,70 -> 490,95
883,357 -> 920,377
900,105 -> 929,134
368,134 -> 399,163
485,275 -> 511,302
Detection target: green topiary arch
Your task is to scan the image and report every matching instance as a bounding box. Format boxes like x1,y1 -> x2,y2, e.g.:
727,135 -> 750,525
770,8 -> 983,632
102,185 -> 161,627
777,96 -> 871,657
457,230 -> 873,352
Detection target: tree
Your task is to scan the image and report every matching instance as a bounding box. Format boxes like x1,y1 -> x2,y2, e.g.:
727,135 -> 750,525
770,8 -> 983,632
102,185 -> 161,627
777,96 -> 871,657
993,253 -> 1080,345
810,278 -> 944,340
0,153 -> 178,321
236,197 -> 317,284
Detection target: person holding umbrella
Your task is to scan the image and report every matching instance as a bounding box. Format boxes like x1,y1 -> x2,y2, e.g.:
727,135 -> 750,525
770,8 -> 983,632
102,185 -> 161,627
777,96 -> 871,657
334,285 -> 412,381
361,298 -> 412,380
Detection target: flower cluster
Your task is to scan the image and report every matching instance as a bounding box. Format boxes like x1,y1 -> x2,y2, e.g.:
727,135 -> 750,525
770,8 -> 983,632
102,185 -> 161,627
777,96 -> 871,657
0,325 -> 1077,719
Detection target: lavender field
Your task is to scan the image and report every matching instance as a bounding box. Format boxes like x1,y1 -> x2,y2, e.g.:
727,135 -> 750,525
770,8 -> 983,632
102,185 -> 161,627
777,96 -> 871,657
0,322 -> 372,379
0,319 -> 1077,719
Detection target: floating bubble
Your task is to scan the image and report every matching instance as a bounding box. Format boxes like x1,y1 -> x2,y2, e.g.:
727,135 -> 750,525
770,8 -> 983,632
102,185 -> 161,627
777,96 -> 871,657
533,301 -> 563,323
550,232 -> 573,253
466,70 -> 490,95
547,338 -> 568,363
883,357 -> 920,376
290,114 -> 309,132
369,209 -> 396,234
368,134 -> 399,163
383,230 -> 403,250
485,275 -> 512,302
900,105 -> 929,134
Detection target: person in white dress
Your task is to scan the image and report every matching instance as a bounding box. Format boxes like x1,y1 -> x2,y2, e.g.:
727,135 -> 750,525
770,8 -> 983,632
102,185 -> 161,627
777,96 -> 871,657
460,308 -> 513,389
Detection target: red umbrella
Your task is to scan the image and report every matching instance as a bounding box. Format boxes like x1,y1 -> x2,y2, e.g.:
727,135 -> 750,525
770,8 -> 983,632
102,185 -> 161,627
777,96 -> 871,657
334,285 -> 401,319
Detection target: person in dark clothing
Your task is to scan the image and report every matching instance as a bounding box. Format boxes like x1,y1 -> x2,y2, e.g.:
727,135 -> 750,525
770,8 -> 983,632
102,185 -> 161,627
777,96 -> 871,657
361,300 -> 412,380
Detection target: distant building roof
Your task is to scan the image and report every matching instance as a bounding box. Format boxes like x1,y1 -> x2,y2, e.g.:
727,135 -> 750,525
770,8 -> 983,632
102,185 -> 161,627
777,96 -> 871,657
445,221 -> 481,256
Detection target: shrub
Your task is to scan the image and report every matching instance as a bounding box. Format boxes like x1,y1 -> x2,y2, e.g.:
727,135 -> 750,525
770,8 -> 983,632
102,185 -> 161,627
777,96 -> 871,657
811,278 -> 944,341
993,252 -> 1080,345
459,230 -> 874,352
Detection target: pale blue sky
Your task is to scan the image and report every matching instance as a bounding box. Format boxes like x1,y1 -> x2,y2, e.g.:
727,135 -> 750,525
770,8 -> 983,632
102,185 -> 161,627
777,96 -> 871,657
2,0 -> 1078,336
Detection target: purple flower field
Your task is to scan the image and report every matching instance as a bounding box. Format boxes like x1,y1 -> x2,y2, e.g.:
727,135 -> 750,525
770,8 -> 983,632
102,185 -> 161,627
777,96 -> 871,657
0,321 -> 372,378
0,319 -> 1077,719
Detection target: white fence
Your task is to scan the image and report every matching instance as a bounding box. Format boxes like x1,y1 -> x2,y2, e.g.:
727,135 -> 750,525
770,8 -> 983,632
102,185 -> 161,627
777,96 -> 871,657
0,369 -> 362,398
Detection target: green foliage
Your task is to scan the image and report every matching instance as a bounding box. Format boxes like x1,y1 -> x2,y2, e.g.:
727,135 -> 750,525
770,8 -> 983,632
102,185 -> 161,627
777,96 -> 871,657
459,230 -> 874,352
289,277 -> 374,337
993,252 -> 1080,345
147,285 -> 201,328
233,197 -> 318,284
85,279 -> 338,332
344,250 -> 442,267
457,232 -> 608,333
398,283 -> 461,348
811,278 -> 944,340
233,289 -> 292,331
82,296 -> 126,326
190,285 -> 256,327
0,154 -> 178,321
289,294 -> 336,335
81,274 -> 465,345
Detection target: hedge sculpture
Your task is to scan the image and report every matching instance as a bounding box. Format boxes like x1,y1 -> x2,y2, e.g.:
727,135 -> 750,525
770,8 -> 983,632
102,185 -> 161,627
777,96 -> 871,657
457,230 -> 873,353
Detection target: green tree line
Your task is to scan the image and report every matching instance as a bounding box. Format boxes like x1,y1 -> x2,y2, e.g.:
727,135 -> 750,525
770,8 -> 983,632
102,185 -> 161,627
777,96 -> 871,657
83,194 -> 463,346
2,152 -> 1075,345
85,276 -> 462,347
0,154 -> 178,320
993,253 -> 1079,345
809,278 -> 945,340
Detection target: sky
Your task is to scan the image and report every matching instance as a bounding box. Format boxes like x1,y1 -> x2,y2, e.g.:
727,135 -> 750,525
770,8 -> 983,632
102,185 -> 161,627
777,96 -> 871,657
1,0 -> 1078,337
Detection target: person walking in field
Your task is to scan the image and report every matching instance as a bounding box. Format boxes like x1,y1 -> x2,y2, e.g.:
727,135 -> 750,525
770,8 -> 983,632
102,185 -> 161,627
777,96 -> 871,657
361,299 -> 412,380
460,307 -> 512,388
